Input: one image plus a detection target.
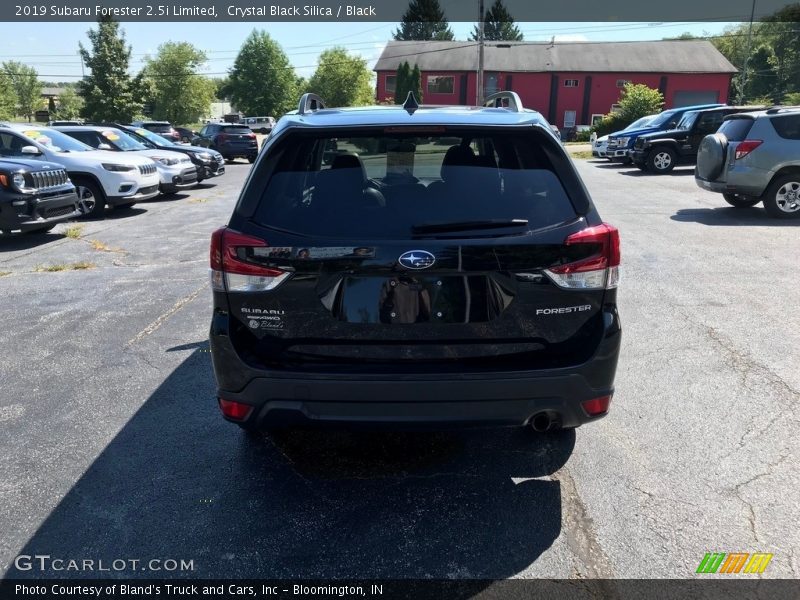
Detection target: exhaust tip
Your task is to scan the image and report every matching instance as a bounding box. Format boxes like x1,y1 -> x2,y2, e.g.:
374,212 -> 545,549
530,412 -> 554,433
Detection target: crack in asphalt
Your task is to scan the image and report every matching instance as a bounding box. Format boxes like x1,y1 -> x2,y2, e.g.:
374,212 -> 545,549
731,451 -> 790,546
125,283 -> 207,346
698,324 -> 800,459
551,467 -> 616,582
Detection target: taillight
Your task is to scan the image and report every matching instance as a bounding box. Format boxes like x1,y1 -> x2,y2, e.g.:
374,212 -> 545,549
734,140 -> 762,161
209,227 -> 290,293
217,133 -> 228,143
248,133 -> 256,140
218,398 -> 253,421
581,394 -> 612,417
544,223 -> 620,290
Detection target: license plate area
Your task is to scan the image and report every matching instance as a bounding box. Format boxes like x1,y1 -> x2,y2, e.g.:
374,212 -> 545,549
335,276 -> 496,324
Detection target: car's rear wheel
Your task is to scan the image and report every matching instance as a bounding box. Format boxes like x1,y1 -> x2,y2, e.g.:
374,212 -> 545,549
73,179 -> 106,218
722,193 -> 760,208
248,155 -> 257,164
647,147 -> 677,174
762,175 -> 800,219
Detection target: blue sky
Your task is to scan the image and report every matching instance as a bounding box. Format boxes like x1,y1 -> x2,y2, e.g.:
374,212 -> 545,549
2,21 -> 735,82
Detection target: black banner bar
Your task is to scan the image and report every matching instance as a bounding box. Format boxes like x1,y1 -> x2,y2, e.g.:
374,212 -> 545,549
3,579 -> 800,600
1,0 -> 797,22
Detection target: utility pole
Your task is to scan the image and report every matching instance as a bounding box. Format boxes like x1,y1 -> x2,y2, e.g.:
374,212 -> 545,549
739,0 -> 757,104
477,0 -> 485,105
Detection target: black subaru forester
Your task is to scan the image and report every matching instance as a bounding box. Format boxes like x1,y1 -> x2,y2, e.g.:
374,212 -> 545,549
210,92 -> 621,434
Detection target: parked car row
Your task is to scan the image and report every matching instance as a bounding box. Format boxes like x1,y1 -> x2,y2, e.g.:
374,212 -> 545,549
695,106 -> 800,219
592,103 -> 800,219
0,121 -> 227,231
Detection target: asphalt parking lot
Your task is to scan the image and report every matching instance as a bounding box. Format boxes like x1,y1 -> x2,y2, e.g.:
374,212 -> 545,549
1,158 -> 798,580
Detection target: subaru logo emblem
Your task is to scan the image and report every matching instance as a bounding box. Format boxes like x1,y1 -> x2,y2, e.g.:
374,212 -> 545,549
398,250 -> 435,270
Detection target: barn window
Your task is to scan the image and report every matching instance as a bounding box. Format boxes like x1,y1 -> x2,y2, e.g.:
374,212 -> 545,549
385,75 -> 396,94
616,79 -> 631,88
427,76 -> 455,95
564,79 -> 579,88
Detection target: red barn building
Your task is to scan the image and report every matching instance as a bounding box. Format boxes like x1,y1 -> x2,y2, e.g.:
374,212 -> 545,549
374,40 -> 737,129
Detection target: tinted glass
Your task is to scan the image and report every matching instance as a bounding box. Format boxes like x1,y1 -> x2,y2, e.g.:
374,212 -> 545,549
770,114 -> 800,140
677,111 -> 699,129
130,128 -> 177,147
718,118 -> 754,141
625,116 -> 654,130
18,128 -> 92,152
648,110 -> 679,127
96,129 -> 149,151
220,126 -> 252,135
253,133 -> 577,240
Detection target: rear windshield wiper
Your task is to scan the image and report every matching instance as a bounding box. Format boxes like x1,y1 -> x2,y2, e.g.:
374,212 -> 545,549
411,219 -> 529,234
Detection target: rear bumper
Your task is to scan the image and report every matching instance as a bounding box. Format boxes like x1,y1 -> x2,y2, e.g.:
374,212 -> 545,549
210,308 -> 621,430
217,143 -> 257,158
695,169 -> 770,198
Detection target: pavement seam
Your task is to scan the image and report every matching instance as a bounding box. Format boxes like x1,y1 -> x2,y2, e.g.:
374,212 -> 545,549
125,283 -> 207,346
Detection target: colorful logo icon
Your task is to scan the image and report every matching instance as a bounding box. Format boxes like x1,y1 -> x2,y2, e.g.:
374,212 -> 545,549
696,552 -> 773,574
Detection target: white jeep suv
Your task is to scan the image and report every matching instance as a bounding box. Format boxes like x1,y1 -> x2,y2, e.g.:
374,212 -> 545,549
54,126 -> 198,195
0,124 -> 160,217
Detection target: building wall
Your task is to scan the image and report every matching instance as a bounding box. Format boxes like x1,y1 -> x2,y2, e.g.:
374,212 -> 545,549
375,70 -> 733,127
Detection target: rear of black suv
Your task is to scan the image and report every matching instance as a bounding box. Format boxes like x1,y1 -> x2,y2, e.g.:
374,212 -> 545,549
210,104 -> 621,432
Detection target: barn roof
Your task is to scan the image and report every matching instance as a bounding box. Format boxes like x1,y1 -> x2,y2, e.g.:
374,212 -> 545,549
374,40 -> 738,74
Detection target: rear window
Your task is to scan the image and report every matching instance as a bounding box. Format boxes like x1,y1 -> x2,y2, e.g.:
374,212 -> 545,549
146,124 -> 172,132
718,117 -> 754,141
252,130 -> 577,239
769,114 -> 800,140
220,126 -> 253,135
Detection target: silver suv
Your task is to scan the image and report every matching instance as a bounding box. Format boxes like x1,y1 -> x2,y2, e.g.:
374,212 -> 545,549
695,106 -> 800,219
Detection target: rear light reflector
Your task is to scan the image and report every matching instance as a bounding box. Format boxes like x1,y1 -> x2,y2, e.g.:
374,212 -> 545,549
581,395 -> 612,417
734,140 -> 762,160
544,223 -> 620,290
209,227 -> 290,293
219,398 -> 253,421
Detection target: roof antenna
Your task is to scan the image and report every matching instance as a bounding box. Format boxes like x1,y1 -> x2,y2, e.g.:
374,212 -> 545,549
403,91 -> 419,115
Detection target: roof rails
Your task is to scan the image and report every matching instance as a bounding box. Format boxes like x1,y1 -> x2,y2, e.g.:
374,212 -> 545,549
766,105 -> 800,114
483,91 -> 524,113
298,93 -> 326,115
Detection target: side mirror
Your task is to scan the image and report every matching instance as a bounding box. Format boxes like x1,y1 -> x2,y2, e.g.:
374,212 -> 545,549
21,145 -> 41,155
97,143 -> 112,150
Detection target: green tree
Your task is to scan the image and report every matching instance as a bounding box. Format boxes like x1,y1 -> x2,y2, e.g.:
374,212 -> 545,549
410,64 -> 423,103
77,16 -> 141,122
2,61 -> 42,121
394,0 -> 454,41
141,42 -> 215,124
394,61 -> 411,104
0,71 -> 15,120
307,47 -> 374,107
616,82 -> 664,123
470,0 -> 523,41
54,87 -> 84,119
228,30 -> 298,117
211,77 -> 231,100
783,91 -> 800,104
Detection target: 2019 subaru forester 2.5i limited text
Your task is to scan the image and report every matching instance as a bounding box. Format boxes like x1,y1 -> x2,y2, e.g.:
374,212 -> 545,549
209,93 -> 621,434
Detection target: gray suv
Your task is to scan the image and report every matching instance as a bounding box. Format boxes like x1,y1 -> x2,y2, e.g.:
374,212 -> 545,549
695,106 -> 800,219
